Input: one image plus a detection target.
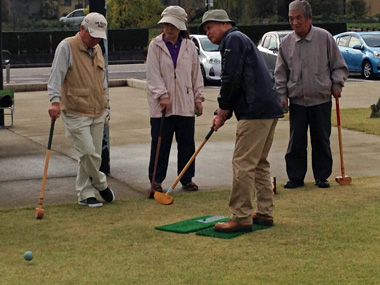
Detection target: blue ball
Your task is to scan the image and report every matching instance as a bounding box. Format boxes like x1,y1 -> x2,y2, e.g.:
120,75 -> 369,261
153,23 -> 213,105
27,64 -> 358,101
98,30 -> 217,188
24,251 -> 33,261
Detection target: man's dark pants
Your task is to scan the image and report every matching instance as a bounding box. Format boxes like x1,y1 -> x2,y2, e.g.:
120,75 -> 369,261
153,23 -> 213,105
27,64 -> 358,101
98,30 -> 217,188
149,115 -> 195,186
286,101 -> 332,182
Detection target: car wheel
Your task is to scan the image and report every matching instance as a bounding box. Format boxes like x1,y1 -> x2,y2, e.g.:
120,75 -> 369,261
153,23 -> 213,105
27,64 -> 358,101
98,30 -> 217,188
200,65 -> 207,85
362,60 -> 373,79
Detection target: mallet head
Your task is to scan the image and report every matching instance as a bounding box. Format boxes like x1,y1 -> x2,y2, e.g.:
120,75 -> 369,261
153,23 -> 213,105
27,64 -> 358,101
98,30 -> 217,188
335,176 -> 352,185
154,191 -> 173,205
35,207 -> 44,219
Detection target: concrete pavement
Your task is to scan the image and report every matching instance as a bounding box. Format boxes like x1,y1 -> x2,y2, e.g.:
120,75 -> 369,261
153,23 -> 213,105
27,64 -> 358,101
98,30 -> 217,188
1,79 -> 380,208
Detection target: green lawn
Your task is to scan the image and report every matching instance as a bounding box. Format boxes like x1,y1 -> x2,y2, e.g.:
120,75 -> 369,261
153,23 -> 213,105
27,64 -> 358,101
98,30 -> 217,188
2,178 -> 380,284
332,108 -> 380,135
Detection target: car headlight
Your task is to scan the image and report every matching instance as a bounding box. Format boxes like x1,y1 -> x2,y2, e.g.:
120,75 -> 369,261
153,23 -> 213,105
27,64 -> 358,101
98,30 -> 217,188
208,57 -> 221,64
374,51 -> 380,59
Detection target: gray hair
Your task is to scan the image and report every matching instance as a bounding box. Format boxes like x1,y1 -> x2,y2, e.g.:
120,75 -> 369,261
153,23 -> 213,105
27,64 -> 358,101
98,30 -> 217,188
81,21 -> 90,30
289,0 -> 312,19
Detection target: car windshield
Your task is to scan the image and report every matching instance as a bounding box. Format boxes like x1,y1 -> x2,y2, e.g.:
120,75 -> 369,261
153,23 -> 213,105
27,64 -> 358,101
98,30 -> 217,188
361,34 -> 380,47
200,38 -> 219,52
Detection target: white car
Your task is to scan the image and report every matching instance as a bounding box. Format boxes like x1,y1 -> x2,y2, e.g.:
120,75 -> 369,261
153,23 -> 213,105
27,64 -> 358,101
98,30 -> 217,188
190,34 -> 221,85
59,9 -> 85,25
257,30 -> 292,74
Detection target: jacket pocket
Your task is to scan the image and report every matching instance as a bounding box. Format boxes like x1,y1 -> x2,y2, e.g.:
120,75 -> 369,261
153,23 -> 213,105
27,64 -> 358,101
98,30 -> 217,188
66,88 -> 91,113
183,86 -> 195,114
287,78 -> 301,99
313,71 -> 332,97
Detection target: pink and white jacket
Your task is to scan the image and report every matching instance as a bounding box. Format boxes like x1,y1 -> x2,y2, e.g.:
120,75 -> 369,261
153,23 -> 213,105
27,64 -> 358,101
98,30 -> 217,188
146,34 -> 204,118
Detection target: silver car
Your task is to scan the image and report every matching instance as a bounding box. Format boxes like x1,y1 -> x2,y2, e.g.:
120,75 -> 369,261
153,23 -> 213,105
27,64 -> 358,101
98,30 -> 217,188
59,9 -> 85,26
190,34 -> 221,85
257,30 -> 292,74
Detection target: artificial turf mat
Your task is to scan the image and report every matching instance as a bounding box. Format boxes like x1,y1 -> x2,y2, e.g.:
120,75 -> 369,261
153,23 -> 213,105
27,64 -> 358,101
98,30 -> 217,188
155,215 -> 228,233
196,224 -> 273,239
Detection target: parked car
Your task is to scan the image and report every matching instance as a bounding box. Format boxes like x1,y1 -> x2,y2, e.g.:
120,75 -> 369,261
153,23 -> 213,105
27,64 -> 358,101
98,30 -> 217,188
59,8 -> 85,26
190,34 -> 221,84
257,30 -> 292,74
333,31 -> 380,79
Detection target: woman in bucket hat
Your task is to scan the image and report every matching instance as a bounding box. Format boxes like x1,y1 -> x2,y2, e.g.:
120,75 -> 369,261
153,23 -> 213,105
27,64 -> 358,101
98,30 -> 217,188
146,6 -> 205,194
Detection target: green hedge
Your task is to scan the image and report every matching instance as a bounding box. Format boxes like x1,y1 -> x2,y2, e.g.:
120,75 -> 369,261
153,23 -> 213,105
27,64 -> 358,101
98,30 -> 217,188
2,28 -> 149,55
108,29 -> 149,51
189,22 -> 347,44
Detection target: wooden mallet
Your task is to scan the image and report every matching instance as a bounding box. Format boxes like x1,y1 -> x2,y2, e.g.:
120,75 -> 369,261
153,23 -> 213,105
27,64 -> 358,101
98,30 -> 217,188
335,98 -> 352,185
35,119 -> 55,219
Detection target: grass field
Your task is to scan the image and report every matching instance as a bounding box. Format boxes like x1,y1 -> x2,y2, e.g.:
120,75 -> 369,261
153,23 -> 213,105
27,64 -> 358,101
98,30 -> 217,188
2,109 -> 380,284
332,108 -> 380,136
2,178 -> 380,284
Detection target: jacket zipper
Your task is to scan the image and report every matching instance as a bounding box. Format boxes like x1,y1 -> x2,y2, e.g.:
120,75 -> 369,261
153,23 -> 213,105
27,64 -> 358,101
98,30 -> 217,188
174,70 -> 176,114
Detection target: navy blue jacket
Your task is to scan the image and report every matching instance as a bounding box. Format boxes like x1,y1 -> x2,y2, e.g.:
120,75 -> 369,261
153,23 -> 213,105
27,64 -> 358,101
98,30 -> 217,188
218,27 -> 283,120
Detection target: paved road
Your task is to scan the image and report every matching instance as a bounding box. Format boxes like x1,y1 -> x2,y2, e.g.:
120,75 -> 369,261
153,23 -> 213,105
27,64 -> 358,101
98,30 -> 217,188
3,64 -> 378,85
2,63 -> 147,84
1,79 -> 380,209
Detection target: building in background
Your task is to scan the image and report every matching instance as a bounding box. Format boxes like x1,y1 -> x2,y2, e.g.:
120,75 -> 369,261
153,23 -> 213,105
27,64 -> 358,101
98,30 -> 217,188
360,0 -> 380,16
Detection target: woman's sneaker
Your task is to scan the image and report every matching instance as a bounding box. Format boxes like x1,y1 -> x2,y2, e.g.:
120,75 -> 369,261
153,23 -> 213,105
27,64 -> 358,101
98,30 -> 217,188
78,197 -> 103,207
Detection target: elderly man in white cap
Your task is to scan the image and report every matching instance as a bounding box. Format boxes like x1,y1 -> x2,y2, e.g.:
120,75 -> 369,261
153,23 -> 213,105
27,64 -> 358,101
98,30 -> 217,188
48,12 -> 115,207
146,6 -> 204,194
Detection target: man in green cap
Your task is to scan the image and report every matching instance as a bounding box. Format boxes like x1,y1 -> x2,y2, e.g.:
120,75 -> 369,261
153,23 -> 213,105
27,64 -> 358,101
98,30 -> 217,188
199,10 -> 284,233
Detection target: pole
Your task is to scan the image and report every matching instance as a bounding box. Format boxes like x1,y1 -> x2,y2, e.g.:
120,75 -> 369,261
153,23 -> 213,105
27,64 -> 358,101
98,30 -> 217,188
89,0 -> 110,175
0,0 -> 4,127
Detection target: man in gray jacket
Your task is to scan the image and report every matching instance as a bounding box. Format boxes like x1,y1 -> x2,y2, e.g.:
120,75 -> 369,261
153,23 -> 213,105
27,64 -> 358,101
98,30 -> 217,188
275,0 -> 348,189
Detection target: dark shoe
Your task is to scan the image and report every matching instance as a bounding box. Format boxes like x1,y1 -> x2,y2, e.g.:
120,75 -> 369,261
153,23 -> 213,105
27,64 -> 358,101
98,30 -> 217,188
182,181 -> 198,191
78,197 -> 103,207
252,213 -> 274,226
214,219 -> 252,233
284,180 -> 304,189
315,179 -> 330,188
99,187 -> 115,203
153,182 -> 163,193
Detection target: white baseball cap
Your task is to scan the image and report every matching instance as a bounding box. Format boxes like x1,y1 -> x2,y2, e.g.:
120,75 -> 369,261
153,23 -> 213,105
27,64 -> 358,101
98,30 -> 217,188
81,12 -> 107,40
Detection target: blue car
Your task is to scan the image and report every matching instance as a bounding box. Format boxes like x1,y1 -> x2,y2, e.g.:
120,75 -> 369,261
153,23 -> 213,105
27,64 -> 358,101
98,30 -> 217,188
334,31 -> 380,79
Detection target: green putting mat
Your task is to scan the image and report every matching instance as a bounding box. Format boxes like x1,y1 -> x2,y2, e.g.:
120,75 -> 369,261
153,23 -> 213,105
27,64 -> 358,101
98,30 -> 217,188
196,224 -> 273,239
155,215 -> 228,233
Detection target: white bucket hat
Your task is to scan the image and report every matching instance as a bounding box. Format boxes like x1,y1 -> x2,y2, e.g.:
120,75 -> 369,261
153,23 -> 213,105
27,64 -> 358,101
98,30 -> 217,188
81,12 -> 107,40
158,6 -> 187,31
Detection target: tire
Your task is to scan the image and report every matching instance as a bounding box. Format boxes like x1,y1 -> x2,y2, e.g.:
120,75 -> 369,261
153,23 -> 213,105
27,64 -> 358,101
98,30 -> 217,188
362,60 -> 373,79
200,65 -> 207,85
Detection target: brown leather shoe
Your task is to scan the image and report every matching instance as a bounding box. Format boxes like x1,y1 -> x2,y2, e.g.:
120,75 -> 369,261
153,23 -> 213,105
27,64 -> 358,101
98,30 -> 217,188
252,213 -> 274,226
153,182 -> 163,193
182,181 -> 198,191
214,219 -> 253,233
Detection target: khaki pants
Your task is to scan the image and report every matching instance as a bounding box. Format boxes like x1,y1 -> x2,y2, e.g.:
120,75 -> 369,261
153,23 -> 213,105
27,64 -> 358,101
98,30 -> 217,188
61,111 -> 108,201
230,119 -> 278,224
